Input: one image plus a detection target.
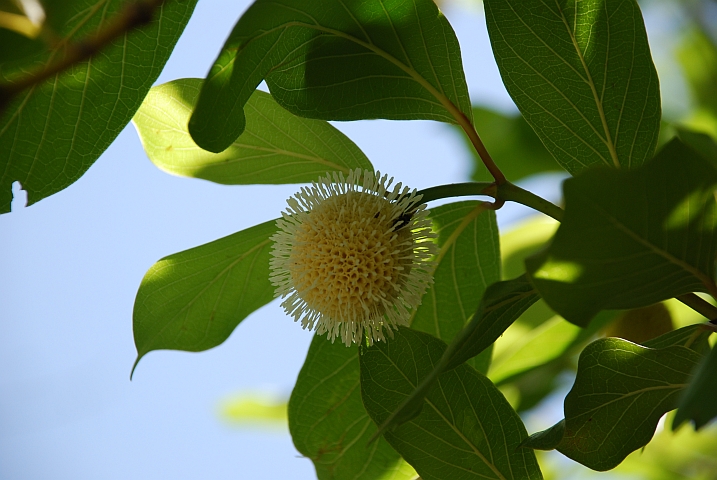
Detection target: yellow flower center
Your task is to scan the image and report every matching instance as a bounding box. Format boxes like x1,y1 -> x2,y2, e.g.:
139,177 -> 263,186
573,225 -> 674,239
288,191 -> 410,322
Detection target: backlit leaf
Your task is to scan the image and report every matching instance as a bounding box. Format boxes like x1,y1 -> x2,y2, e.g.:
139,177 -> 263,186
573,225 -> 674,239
134,79 -> 372,184
522,326 -> 708,471
188,0 -> 472,152
484,0 -> 661,174
289,338 -> 416,480
360,327 -> 542,479
370,274 -> 540,442
132,219 -> 276,374
0,0 -> 198,213
526,138 -> 717,326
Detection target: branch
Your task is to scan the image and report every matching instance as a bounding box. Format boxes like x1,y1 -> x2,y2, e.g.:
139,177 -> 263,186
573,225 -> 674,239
677,293 -> 717,324
415,181 -> 565,222
0,0 -> 169,113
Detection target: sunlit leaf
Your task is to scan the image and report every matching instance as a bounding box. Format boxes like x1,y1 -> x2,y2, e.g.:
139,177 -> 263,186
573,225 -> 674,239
189,0 -> 472,152
360,327 -> 542,479
134,79 -> 372,184
289,338 -> 416,480
526,138 -> 717,326
132,220 -> 276,374
0,0 -> 198,213
484,0 -> 661,174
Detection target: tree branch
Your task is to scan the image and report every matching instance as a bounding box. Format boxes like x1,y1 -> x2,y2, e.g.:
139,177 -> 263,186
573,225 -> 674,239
0,0 -> 169,113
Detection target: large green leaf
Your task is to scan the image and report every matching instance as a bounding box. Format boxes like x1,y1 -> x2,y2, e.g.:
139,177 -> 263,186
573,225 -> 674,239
526,138 -> 717,326
522,326 -> 707,471
188,0 -> 472,153
411,201 -> 500,345
0,0 -> 198,213
674,338 -> 717,430
484,0 -> 661,174
132,220 -> 276,374
287,201 -> 498,478
464,106 -> 561,183
360,327 -> 542,480
369,275 -> 540,446
289,337 -> 416,480
133,79 -> 372,184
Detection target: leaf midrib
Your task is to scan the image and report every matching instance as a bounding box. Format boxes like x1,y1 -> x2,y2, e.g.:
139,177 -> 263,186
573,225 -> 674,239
376,345 -> 507,480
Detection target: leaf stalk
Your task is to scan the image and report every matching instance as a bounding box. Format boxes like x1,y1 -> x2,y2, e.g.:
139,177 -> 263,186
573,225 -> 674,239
416,181 -> 564,222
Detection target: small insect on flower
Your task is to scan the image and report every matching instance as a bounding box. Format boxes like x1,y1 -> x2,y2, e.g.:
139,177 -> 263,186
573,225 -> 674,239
269,169 -> 436,346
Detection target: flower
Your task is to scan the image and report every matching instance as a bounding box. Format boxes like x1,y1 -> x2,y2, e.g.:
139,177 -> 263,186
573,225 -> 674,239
270,169 -> 436,346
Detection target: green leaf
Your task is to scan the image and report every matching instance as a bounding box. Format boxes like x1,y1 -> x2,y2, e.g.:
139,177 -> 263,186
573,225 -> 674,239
524,328 -> 705,471
369,274 -> 539,444
411,201 -> 501,345
360,327 -> 542,480
677,28 -> 717,137
0,0 -> 198,213
642,324 -> 711,353
376,276 -> 539,435
289,337 -> 416,480
445,274 -> 540,371
464,106 -> 561,183
484,0 -> 661,174
188,0 -> 472,153
489,315 -> 581,384
526,138 -> 717,326
133,79 -> 372,184
674,339 -> 717,430
132,219 -> 276,374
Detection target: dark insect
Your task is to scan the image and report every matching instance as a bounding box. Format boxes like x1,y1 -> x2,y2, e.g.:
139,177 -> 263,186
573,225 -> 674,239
392,211 -> 414,230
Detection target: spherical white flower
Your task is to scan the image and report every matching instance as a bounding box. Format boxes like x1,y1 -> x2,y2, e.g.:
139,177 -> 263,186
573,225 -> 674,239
270,169 -> 436,346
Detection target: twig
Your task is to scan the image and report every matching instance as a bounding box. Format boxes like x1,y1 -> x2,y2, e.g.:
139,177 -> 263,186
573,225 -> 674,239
0,0 -> 168,113
677,293 -> 717,324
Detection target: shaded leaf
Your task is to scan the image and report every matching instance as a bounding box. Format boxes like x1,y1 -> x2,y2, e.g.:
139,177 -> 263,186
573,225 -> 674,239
289,338 -> 416,480
526,138 -> 717,326
360,327 -> 542,480
603,303 -> 674,345
134,79 -> 372,184
484,0 -> 661,174
370,274 -> 539,442
674,340 -> 717,430
411,201 -> 500,344
0,0 -> 198,213
524,326 -> 707,471
464,106 -> 561,183
188,0 -> 472,152
132,219 -> 276,373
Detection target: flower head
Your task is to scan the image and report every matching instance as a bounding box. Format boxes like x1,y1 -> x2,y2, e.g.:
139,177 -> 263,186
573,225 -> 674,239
270,169 -> 436,346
